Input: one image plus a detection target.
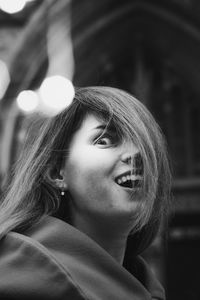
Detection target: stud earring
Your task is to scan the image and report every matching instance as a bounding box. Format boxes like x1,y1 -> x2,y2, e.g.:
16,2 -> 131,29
61,190 -> 65,196
56,178 -> 67,196
60,182 -> 67,196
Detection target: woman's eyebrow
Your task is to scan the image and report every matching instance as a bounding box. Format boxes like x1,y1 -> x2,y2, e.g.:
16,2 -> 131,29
93,125 -> 106,131
93,124 -> 115,132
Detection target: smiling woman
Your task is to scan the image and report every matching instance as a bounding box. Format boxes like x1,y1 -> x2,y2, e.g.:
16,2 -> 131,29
0,86 -> 171,299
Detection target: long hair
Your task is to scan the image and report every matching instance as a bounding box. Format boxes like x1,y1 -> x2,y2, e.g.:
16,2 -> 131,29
0,86 -> 171,254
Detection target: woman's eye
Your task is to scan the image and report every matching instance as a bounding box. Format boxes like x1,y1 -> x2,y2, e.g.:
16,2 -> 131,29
94,133 -> 116,147
93,131 -> 119,147
96,137 -> 111,146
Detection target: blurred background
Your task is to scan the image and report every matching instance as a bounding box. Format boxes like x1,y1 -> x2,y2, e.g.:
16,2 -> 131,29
0,0 -> 200,299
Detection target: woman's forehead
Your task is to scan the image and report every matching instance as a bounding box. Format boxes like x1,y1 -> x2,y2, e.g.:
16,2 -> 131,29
79,113 -> 109,132
81,111 -> 106,126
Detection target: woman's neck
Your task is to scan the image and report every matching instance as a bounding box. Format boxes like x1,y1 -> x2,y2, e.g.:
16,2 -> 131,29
72,213 -> 131,265
93,232 -> 128,265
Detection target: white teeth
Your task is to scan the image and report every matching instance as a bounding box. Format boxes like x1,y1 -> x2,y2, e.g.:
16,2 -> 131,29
116,173 -> 142,187
117,175 -> 131,184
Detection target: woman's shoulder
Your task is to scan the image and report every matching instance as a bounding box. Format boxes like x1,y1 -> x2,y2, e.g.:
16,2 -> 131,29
0,216 -> 89,300
0,216 -> 165,300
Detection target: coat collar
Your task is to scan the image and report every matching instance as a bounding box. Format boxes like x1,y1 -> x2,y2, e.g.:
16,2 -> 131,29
26,216 -> 165,300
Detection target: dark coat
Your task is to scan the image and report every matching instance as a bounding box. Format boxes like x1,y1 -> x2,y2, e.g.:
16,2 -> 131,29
0,216 -> 165,299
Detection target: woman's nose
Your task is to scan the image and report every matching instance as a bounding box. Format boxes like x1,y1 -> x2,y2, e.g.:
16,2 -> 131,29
120,151 -> 142,168
120,152 -> 133,164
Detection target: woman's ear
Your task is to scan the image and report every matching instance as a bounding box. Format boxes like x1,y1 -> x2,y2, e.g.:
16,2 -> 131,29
45,168 -> 68,191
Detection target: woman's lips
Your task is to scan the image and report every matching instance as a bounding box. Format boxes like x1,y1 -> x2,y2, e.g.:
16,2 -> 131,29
114,170 -> 143,189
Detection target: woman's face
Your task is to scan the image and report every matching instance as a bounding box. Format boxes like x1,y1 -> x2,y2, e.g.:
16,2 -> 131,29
62,113 -> 142,226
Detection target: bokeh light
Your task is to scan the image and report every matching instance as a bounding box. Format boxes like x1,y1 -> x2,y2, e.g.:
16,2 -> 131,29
0,60 -> 10,100
39,75 -> 75,114
0,0 -> 26,14
17,90 -> 39,113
